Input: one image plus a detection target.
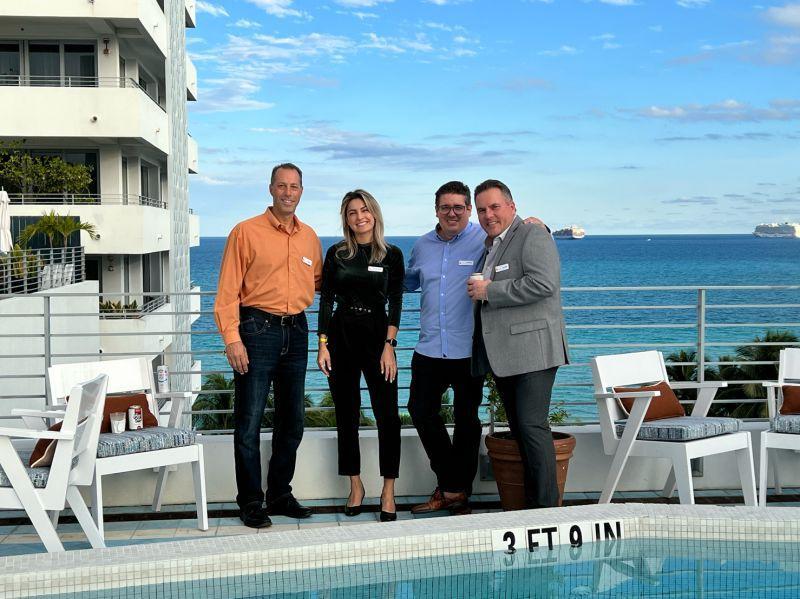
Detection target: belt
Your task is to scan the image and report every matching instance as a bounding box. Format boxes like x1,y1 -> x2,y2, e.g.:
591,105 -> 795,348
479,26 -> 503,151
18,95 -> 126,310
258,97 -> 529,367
339,304 -> 376,315
241,307 -> 302,326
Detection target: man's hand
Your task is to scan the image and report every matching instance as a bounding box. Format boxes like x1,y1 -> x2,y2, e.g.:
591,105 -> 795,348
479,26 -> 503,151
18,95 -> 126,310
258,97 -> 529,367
225,341 -> 249,375
467,278 -> 490,301
523,216 -> 547,228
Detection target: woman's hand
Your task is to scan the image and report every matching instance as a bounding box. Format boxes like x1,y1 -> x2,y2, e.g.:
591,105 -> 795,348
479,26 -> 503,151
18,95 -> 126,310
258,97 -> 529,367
380,343 -> 397,383
317,343 -> 332,377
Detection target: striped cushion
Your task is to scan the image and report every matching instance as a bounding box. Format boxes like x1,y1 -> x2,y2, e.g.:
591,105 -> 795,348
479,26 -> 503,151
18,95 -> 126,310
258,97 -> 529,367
772,415 -> 800,434
96,427 -> 196,459
0,451 -> 72,489
615,416 -> 741,442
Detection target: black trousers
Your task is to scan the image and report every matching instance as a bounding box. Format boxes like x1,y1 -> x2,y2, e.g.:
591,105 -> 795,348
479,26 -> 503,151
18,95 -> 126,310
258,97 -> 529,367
408,352 -> 484,494
495,367 -> 559,509
327,310 -> 401,478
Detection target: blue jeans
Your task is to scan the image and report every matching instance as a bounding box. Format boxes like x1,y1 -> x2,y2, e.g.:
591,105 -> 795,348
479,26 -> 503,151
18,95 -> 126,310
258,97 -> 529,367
233,307 -> 308,509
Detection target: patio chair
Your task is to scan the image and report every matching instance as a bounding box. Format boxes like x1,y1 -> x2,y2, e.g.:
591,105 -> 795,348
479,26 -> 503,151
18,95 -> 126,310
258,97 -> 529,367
592,350 -> 756,505
45,358 -> 208,539
758,348 -> 800,506
0,374 -> 107,552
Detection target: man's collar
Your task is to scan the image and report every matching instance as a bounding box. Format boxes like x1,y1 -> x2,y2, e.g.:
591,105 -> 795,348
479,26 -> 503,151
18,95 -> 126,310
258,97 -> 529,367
265,207 -> 302,232
486,219 -> 515,248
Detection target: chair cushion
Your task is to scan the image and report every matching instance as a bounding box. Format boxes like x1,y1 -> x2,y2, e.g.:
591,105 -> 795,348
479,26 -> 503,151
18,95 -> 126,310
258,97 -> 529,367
772,415 -> 800,434
614,381 -> 685,421
779,386 -> 800,415
615,416 -> 741,442
1,451 -> 54,489
29,422 -> 62,468
96,427 -> 196,459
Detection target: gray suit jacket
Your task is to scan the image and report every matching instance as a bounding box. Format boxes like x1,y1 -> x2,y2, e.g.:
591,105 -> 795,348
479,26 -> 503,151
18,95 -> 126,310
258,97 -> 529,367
472,216 -> 570,378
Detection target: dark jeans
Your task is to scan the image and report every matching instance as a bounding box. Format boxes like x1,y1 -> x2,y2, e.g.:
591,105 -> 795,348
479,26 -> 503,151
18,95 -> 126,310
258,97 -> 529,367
233,307 -> 308,509
328,310 -> 400,478
495,367 -> 559,509
408,352 -> 484,494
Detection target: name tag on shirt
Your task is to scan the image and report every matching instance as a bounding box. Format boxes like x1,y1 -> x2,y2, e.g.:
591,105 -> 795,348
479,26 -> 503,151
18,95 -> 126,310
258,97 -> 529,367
301,256 -> 313,267
495,263 -> 510,272
458,260 -> 474,266
368,266 -> 384,273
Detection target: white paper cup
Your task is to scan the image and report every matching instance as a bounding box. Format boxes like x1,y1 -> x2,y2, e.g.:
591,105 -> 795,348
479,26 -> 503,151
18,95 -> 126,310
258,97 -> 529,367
470,272 -> 484,281
110,412 -> 126,433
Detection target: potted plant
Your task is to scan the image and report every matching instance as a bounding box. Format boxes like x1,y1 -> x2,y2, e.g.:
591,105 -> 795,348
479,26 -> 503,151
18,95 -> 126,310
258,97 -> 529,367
484,374 -> 576,510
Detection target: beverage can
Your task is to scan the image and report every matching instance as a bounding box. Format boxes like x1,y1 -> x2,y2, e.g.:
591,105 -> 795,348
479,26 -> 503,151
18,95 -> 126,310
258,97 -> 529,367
127,405 -> 143,430
156,365 -> 170,393
470,272 -> 484,281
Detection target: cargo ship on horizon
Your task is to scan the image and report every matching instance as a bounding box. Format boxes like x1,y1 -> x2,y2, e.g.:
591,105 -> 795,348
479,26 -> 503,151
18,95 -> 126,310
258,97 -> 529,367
753,223 -> 800,238
553,225 -> 586,240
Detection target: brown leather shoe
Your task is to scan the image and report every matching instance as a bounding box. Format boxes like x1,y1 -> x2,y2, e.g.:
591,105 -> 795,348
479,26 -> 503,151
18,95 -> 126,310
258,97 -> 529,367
411,488 -> 467,514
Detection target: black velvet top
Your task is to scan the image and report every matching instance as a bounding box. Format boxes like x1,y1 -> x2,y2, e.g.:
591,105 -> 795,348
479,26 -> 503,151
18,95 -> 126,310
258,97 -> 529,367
318,241 -> 405,335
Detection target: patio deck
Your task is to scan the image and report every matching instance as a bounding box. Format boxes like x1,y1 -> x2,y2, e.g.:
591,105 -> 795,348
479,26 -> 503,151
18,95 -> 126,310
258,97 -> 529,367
2,490 -> 799,558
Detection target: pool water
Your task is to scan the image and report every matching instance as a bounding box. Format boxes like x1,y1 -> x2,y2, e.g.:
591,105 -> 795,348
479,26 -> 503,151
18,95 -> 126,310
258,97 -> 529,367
68,538 -> 800,598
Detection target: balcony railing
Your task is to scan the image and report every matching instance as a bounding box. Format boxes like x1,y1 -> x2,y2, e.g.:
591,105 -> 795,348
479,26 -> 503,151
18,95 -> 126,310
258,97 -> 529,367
9,193 -> 167,209
0,246 -> 84,295
0,75 -> 164,109
99,294 -> 169,319
1,285 -> 798,432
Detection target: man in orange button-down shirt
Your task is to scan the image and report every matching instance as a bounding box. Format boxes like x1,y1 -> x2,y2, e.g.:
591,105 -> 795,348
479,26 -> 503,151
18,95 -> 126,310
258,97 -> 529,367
215,163 -> 322,528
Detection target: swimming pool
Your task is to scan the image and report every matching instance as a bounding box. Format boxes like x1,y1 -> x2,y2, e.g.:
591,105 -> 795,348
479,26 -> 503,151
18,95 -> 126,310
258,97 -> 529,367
3,504 -> 799,598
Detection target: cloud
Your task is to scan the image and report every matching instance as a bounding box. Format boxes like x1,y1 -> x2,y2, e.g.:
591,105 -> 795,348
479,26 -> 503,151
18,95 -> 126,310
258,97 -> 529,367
334,0 -> 393,6
662,196 -> 717,205
361,32 -> 434,53
649,25 -> 663,32
192,79 -> 276,113
765,3 -> 800,28
229,19 -> 262,29
196,1 -> 229,17
629,99 -> 800,122
656,132 -> 778,142
591,33 -> 616,41
196,175 -> 231,185
425,130 -> 539,141
599,0 -> 637,5
615,165 -> 642,170
676,0 -> 710,7
352,11 -> 379,19
668,39 -> 755,64
425,0 -> 471,4
538,45 -> 579,56
244,0 -> 308,19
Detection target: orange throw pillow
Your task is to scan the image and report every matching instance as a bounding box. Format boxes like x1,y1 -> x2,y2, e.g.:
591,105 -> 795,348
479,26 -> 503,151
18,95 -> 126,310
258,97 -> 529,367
102,393 -> 158,432
29,422 -> 62,468
779,386 -> 800,415
614,380 -> 685,422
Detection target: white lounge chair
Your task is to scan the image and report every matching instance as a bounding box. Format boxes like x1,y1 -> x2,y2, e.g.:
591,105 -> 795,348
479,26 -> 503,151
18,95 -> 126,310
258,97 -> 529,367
758,348 -> 800,506
592,350 -> 757,505
0,374 -> 107,552
45,358 -> 208,539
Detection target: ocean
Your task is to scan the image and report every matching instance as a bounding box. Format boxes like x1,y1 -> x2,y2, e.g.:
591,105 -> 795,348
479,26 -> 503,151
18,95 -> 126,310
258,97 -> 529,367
191,234 -> 800,423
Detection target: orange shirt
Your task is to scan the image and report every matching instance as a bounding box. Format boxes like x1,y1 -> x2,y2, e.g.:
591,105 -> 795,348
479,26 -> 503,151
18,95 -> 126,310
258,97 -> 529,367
214,208 -> 323,345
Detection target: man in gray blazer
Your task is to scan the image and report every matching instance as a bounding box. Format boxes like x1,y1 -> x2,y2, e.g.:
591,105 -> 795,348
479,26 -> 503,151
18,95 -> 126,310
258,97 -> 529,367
467,179 -> 569,508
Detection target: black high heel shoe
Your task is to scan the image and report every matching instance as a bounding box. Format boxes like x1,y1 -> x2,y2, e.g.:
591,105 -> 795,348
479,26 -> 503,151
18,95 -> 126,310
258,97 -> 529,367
379,495 -> 397,522
344,483 -> 365,517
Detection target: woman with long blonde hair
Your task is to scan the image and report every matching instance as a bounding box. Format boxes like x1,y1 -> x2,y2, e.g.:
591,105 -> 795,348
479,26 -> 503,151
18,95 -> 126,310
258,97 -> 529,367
317,189 -> 404,521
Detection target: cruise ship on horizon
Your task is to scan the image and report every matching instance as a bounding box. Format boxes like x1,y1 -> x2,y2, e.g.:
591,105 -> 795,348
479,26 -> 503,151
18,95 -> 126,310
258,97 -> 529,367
553,225 -> 586,240
753,223 -> 800,238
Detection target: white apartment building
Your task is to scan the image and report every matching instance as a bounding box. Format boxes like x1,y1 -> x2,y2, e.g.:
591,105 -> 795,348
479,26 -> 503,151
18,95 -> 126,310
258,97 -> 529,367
0,0 -> 200,412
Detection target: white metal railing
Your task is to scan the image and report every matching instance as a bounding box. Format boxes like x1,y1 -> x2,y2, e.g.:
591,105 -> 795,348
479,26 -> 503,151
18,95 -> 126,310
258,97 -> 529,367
0,75 -> 165,110
0,246 -> 84,295
9,193 -> 167,209
0,285 -> 798,431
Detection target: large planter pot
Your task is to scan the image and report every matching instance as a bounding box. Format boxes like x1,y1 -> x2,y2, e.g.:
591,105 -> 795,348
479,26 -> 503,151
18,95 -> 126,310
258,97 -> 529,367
485,430 -> 576,511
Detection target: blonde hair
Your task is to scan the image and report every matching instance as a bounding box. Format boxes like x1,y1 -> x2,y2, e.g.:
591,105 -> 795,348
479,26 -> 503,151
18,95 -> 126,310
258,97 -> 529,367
337,189 -> 388,263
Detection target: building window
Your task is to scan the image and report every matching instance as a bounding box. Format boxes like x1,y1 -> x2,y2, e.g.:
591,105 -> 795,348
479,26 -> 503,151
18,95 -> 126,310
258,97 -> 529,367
0,42 -> 21,85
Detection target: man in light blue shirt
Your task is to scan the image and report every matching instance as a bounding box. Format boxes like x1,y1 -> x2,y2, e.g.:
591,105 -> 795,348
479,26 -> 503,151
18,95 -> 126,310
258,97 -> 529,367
404,181 -> 487,514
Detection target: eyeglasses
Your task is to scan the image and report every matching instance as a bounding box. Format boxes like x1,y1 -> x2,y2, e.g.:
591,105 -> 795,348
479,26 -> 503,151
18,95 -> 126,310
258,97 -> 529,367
437,205 -> 467,215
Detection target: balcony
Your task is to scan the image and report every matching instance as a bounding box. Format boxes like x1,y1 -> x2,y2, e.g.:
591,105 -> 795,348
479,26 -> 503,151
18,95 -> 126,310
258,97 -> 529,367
186,0 -> 197,28
188,134 -> 198,174
0,0 -> 168,57
0,246 -> 84,295
0,77 -> 169,154
186,54 -> 198,101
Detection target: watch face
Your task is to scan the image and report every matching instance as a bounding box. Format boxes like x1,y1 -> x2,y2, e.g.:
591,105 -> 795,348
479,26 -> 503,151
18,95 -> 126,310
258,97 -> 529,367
386,338 -> 397,347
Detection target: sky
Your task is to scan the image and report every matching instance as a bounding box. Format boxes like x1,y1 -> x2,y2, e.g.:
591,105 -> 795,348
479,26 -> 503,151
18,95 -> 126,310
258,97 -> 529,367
187,0 -> 800,237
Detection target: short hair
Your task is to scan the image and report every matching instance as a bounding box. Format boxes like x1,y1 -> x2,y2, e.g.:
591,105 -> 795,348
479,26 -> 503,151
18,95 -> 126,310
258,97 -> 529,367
475,179 -> 513,203
434,181 -> 471,208
270,163 -> 303,186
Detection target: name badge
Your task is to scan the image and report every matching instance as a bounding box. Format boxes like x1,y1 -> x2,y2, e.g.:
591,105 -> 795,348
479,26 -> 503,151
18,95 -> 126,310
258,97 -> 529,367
495,263 -> 510,272
301,256 -> 313,266
368,266 -> 384,273
459,260 -> 474,266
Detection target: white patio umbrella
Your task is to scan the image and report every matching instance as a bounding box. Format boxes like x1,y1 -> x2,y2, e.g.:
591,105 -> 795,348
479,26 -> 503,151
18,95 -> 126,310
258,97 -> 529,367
0,190 -> 12,253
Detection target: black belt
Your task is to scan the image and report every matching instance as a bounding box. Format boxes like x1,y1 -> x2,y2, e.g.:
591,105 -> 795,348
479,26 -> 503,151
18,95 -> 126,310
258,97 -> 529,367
339,304 -> 380,315
241,306 -> 301,326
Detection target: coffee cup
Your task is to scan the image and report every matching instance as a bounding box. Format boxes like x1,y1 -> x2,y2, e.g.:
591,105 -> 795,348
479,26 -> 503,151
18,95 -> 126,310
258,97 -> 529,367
110,412 -> 126,434
470,272 -> 484,281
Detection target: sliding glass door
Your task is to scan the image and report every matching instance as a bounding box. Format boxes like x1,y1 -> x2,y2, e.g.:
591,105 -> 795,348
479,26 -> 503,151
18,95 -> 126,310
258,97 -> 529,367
0,42 -> 20,85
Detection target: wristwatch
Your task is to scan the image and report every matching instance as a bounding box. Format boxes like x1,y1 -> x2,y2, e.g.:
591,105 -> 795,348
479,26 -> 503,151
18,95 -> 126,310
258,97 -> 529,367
385,338 -> 397,347
319,334 -> 328,345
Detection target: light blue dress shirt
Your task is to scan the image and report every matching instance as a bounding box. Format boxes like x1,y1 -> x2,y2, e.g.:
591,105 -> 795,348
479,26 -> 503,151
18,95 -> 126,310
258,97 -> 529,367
404,221 -> 486,359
